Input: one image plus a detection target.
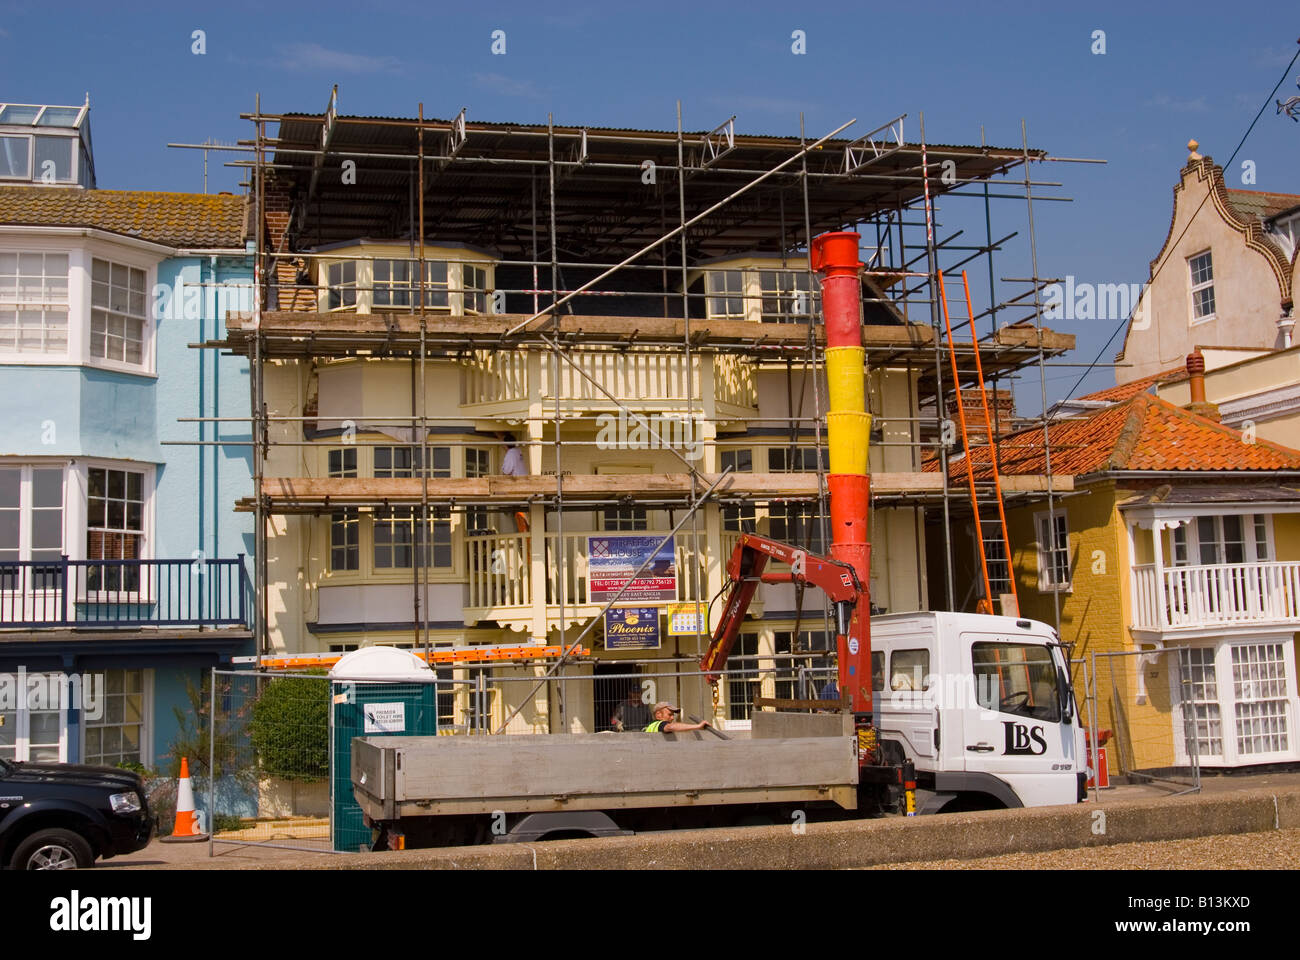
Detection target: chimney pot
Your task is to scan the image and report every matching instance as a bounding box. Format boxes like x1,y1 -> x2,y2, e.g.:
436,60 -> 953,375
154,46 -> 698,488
1184,349 -> 1220,420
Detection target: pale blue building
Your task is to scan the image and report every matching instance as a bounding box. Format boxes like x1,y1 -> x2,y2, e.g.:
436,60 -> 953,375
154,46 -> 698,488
0,100 -> 253,771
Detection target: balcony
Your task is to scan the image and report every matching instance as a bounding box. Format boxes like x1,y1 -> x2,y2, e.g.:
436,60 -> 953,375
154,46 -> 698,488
0,557 -> 251,629
1131,561 -> 1300,632
459,348 -> 757,419
465,530 -> 708,630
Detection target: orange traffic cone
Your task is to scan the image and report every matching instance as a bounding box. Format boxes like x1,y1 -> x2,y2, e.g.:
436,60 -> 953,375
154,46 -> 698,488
159,757 -> 208,843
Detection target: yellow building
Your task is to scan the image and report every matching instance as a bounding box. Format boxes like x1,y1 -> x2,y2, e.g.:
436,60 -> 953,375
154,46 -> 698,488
943,375 -> 1300,771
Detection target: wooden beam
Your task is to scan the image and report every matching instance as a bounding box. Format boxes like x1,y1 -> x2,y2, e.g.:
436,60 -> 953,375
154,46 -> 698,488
243,471 -> 1073,511
226,312 -> 941,350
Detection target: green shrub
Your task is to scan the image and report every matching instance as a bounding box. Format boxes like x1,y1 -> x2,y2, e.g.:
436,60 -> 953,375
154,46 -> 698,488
248,675 -> 330,782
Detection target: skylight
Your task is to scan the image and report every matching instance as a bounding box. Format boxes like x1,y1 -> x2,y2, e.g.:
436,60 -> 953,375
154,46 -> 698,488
0,103 -> 87,128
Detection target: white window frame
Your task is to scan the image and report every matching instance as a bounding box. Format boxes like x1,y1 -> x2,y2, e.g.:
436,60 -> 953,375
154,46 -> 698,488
705,269 -> 746,320
0,128 -> 80,185
460,262 -> 489,315
0,681 -> 68,763
1174,639 -> 1296,766
81,668 -> 154,769
0,462 -> 68,618
1035,509 -> 1071,592
83,463 -> 149,600
323,259 -> 358,312
0,250 -> 71,355
758,268 -> 818,323
1188,249 -> 1215,326
0,462 -> 67,562
81,242 -> 157,376
1170,513 -> 1272,566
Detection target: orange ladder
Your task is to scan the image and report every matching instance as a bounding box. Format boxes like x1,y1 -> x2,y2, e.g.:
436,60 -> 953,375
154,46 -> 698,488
938,270 -> 1019,617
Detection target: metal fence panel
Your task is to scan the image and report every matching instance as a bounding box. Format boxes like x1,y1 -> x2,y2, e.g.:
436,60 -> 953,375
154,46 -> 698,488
1088,649 -> 1200,796
206,669 -> 334,854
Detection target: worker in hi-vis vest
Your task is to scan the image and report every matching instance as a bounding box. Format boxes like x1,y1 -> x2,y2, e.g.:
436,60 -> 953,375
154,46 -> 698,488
645,702 -> 709,733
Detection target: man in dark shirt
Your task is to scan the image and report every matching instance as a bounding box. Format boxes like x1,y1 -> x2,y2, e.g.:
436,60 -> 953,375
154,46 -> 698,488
611,688 -> 650,731
644,701 -> 709,733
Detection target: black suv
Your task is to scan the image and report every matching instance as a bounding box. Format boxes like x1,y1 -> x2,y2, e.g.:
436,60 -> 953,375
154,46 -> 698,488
0,757 -> 156,869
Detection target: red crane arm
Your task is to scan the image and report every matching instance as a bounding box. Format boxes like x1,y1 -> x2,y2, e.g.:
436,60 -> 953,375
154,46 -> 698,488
699,533 -> 862,683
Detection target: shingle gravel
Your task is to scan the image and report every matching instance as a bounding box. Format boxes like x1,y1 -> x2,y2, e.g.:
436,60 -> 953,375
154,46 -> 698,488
869,828 -> 1300,869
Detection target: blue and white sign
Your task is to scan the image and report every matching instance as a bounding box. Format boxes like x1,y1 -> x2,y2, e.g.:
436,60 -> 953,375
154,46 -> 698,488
587,535 -> 677,602
604,607 -> 662,651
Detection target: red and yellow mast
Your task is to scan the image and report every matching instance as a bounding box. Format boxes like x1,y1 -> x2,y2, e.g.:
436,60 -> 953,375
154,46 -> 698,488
810,231 -> 873,723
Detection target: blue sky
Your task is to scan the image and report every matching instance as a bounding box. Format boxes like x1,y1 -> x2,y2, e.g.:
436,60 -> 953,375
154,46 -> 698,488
2,0 -> 1297,408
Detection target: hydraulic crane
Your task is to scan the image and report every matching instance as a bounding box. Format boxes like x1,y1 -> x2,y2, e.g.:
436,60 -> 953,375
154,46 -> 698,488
700,231 -> 885,770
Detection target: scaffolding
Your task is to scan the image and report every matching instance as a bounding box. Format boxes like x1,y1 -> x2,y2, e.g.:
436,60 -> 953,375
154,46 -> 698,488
178,90 -> 1098,730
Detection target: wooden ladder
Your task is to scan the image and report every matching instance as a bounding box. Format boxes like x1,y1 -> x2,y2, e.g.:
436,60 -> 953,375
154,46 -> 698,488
938,270 -> 1019,617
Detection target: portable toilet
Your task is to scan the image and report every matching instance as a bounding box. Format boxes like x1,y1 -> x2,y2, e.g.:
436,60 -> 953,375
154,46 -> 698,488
329,647 -> 437,852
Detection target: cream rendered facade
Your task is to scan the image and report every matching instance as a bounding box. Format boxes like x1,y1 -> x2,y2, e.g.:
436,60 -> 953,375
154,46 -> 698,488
1159,345 -> 1300,450
259,248 -> 928,733
1117,149 -> 1298,384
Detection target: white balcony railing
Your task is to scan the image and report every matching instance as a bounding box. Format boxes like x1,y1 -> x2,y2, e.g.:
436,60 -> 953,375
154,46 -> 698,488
465,529 -> 707,624
1131,561 -> 1300,631
459,349 -> 757,413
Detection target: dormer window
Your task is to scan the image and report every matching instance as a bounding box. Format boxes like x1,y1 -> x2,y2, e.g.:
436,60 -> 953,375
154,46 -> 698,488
373,259 -> 448,309
463,263 -> 488,314
759,270 -> 817,323
317,249 -> 493,314
705,270 -> 745,319
0,102 -> 93,186
326,261 -> 356,310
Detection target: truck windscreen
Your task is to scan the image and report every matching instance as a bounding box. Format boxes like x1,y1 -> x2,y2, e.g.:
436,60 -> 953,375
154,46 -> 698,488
972,642 -> 1061,723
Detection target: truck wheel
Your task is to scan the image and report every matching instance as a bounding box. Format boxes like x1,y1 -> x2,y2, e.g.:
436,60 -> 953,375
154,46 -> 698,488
11,829 -> 95,870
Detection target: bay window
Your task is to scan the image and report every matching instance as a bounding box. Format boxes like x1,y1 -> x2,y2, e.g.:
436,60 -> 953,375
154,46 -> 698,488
0,252 -> 69,354
1178,641 -> 1294,765
90,258 -> 146,364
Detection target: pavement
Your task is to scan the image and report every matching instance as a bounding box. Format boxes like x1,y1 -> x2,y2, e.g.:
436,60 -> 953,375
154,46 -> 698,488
103,769 -> 1300,870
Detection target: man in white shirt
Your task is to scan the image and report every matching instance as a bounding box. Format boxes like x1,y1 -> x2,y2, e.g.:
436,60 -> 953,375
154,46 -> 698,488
500,433 -> 527,476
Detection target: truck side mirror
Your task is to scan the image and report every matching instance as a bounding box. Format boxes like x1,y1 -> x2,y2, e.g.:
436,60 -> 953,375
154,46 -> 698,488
1057,667 -> 1073,724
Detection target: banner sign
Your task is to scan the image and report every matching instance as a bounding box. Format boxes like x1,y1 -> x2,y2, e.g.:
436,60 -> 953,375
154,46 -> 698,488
587,535 -> 677,602
604,606 -> 662,650
666,602 -> 708,636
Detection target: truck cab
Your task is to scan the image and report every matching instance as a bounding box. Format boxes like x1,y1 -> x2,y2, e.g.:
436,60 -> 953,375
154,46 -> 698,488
870,611 -> 1087,813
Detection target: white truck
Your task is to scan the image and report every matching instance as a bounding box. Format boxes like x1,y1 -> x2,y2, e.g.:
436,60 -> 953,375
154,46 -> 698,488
349,608 -> 1085,847
870,611 -> 1086,813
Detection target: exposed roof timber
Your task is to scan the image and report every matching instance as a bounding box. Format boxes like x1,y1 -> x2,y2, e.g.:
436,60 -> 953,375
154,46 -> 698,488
253,111 -> 1044,257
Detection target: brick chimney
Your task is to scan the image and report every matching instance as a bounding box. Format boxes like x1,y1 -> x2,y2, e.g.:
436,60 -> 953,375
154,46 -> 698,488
948,387 -> 1016,444
1184,350 -> 1221,421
